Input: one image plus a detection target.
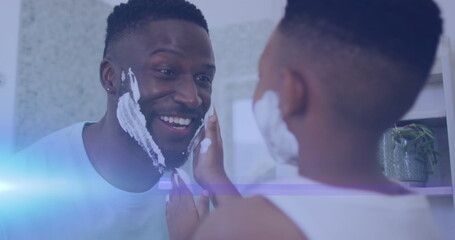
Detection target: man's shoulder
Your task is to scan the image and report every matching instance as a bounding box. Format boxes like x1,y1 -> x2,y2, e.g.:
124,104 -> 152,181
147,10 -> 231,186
12,122 -> 89,168
193,196 -> 307,240
16,122 -> 87,155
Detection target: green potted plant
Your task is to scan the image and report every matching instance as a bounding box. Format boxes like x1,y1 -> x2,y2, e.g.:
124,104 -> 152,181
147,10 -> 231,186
381,123 -> 439,186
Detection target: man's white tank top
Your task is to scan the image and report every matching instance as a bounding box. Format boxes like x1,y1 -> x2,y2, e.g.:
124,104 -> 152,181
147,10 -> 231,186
251,176 -> 440,240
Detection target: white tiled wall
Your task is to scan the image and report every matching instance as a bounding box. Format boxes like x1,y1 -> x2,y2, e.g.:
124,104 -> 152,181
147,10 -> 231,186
0,1 -> 21,155
14,0 -> 110,150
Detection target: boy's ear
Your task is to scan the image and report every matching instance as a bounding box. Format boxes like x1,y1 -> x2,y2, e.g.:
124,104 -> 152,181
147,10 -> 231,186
280,68 -> 306,118
100,59 -> 117,93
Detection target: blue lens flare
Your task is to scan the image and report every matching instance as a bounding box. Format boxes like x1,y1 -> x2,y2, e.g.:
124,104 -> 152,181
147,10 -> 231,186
0,182 -> 14,193
0,154 -> 80,218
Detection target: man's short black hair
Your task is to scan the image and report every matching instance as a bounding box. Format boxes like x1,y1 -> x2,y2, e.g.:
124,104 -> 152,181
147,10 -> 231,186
103,0 -> 208,57
277,0 -> 443,129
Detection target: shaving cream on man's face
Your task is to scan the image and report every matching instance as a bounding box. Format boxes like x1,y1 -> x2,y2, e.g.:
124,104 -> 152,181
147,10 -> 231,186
116,68 -> 166,172
116,68 -> 214,173
253,90 -> 299,165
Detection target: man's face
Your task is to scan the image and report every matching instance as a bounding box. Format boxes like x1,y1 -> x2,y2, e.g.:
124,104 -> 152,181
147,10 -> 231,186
113,20 -> 215,167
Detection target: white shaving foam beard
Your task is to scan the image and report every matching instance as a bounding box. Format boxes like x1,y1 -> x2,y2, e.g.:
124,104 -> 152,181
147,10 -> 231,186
117,68 -> 166,173
253,90 -> 299,165
116,68 -> 214,173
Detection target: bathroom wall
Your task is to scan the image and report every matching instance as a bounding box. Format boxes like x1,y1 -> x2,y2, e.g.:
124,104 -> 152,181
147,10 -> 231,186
0,1 -> 21,155
14,0 -> 111,150
210,20 -> 278,184
436,0 -> 455,68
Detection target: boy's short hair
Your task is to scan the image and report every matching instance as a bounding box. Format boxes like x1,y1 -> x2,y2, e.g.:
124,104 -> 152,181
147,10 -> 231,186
278,0 -> 443,128
103,0 -> 208,57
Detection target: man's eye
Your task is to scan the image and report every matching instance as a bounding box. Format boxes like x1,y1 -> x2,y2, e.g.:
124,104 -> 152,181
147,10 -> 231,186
158,69 -> 174,76
196,75 -> 212,84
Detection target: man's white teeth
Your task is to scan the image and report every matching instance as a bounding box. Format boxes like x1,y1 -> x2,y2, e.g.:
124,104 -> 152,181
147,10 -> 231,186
160,116 -> 192,126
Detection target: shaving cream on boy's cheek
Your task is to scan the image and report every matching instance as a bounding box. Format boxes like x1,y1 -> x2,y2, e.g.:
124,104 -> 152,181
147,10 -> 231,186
253,90 -> 299,165
116,68 -> 166,172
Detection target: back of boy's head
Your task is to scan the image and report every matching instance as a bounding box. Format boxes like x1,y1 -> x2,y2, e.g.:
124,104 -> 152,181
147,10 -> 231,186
103,0 -> 208,57
278,0 -> 442,130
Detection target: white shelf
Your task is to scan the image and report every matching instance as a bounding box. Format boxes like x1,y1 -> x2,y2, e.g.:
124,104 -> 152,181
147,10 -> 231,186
411,186 -> 453,197
401,109 -> 446,121
428,57 -> 443,83
395,36 -> 455,208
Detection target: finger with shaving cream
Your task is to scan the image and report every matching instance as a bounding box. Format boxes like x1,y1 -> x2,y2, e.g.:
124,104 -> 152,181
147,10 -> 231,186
198,105 -> 216,155
204,104 -> 215,129
187,103 -> 215,155
116,68 -> 166,172
199,138 -> 212,154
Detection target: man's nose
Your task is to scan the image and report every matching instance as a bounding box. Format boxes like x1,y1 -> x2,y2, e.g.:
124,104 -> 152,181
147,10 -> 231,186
173,77 -> 202,109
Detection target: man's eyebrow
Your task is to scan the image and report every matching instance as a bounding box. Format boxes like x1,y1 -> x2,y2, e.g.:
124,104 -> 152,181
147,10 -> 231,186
149,49 -> 216,71
203,64 -> 216,71
149,48 -> 184,57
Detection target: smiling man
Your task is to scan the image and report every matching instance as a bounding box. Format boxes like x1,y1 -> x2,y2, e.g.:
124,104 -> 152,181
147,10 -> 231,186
2,0 -> 214,239
85,0 -> 215,193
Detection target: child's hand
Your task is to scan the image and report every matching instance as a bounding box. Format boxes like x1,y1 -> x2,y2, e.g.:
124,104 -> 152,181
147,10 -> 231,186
166,171 -> 209,240
193,110 -> 226,188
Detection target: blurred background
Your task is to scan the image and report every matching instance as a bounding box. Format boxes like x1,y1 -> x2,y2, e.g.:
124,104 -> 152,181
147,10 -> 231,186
1,0 -> 455,238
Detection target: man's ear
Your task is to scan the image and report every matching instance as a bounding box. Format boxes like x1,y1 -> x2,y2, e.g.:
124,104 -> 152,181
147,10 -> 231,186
100,59 -> 117,93
280,68 -> 306,118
